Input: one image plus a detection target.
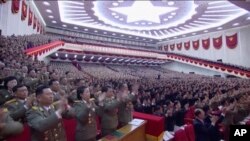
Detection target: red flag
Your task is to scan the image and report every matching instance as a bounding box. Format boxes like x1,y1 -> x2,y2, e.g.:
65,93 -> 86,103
192,40 -> 199,50
213,36 -> 222,49
170,44 -> 175,51
11,0 -> 20,14
184,41 -> 190,50
177,43 -> 182,50
226,33 -> 237,49
28,8 -> 33,26
21,0 -> 27,21
202,38 -> 210,50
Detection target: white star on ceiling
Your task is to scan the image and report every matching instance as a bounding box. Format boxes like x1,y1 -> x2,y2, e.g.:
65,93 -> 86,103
109,1 -> 178,23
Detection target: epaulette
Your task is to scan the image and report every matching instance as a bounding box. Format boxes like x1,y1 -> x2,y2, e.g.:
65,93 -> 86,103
32,106 -> 38,110
74,100 -> 82,103
4,99 -> 17,106
3,108 -> 8,112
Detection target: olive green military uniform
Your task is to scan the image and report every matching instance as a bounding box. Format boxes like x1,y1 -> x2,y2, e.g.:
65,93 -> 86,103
100,98 -> 120,136
23,77 -> 39,94
74,100 -> 101,141
4,98 -> 28,122
118,94 -> 136,126
0,108 -> 23,140
26,106 -> 67,141
0,89 -> 14,106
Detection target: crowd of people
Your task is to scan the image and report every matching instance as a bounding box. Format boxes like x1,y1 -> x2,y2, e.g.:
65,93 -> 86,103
0,34 -> 250,141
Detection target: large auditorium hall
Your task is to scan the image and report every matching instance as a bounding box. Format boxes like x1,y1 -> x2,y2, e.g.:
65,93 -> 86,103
0,0 -> 250,141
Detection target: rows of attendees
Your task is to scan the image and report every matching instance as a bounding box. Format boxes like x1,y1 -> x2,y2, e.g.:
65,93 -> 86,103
1,34 -> 250,141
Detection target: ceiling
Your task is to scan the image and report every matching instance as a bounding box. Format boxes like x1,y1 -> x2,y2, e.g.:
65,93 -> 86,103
34,0 -> 250,42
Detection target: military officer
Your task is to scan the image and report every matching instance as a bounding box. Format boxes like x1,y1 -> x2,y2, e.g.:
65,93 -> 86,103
0,105 -> 23,140
74,86 -> 101,141
99,86 -> 120,137
0,76 -> 17,105
26,85 -> 72,141
117,83 -> 138,127
4,84 -> 34,122
23,69 -> 39,94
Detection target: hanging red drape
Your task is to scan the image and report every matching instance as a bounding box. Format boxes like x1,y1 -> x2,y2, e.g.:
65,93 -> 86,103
170,44 -> 175,51
184,41 -> 190,50
192,40 -> 199,50
33,16 -> 37,29
28,8 -> 33,26
21,0 -> 27,20
226,33 -> 238,49
177,43 -> 182,51
213,36 -> 223,49
202,38 -> 210,50
164,45 -> 169,52
11,0 -> 20,14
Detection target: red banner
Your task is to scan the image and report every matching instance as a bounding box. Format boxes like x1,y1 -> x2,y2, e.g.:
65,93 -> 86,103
202,38 -> 210,50
192,40 -> 199,50
11,0 -> 20,14
33,16 -> 37,29
164,45 -> 168,52
177,43 -> 182,50
213,36 -> 222,49
226,33 -> 237,49
170,44 -> 175,51
28,8 -> 33,26
184,41 -> 190,50
21,0 -> 27,21
37,22 -> 40,32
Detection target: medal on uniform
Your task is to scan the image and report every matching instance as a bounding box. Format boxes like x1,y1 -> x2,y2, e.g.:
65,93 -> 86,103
88,113 -> 92,124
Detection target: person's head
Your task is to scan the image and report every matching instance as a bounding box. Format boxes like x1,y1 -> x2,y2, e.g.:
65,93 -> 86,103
49,79 -> 60,92
75,79 -> 85,87
36,85 -> 54,106
77,86 -> 90,101
102,85 -> 113,98
195,108 -> 205,120
4,76 -> 17,90
13,84 -> 28,100
60,77 -> 67,85
174,100 -> 181,110
118,83 -> 128,93
210,110 -> 221,122
28,69 -> 36,78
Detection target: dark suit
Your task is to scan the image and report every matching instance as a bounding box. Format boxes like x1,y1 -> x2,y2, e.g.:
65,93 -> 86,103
208,124 -> 221,141
193,118 -> 209,141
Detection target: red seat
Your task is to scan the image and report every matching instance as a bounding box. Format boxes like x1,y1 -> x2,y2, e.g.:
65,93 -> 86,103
6,123 -> 31,141
96,116 -> 101,135
174,129 -> 189,141
184,124 -> 195,141
246,120 -> 250,125
184,118 -> 193,125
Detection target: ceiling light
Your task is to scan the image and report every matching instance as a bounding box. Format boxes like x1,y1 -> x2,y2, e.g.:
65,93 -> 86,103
103,32 -> 107,34
84,28 -> 88,31
143,38 -> 146,40
52,20 -> 57,23
112,58 -> 117,61
62,24 -> 67,27
148,22 -> 153,25
48,15 -> 54,19
135,22 -> 139,25
74,27 -> 78,29
246,17 -> 250,20
46,9 -> 52,13
43,1 -> 50,6
204,30 -> 208,33
217,27 -> 223,30
168,1 -> 175,6
98,57 -> 102,60
90,56 -> 94,59
82,56 -> 86,59
182,35 -> 186,37
55,53 -> 58,56
163,18 -> 168,21
129,36 -> 132,38
74,55 -> 77,58
114,15 -> 119,18
136,37 -> 139,39
119,18 -> 124,21
112,33 -> 116,35
168,15 -> 173,19
112,2 -> 119,6
192,33 -> 196,35
111,12 -> 117,16
105,58 -> 110,60
119,59 -> 124,61
94,30 -> 98,32
118,0 -> 124,3
171,12 -> 176,15
233,23 -> 239,26
174,37 -> 177,39
141,22 -> 146,25
65,54 -> 68,57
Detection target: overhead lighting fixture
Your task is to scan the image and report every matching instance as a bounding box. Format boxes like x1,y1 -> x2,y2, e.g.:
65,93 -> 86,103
84,28 -> 88,31
65,54 -> 68,57
168,1 -> 175,6
94,30 -> 98,32
62,24 -> 67,27
119,59 -> 124,61
82,55 -> 86,59
112,58 -> 117,61
43,1 -> 50,6
105,58 -> 110,60
247,17 -> 250,20
74,55 -> 77,58
46,9 -> 52,13
55,53 -> 58,56
112,33 -> 116,35
98,57 -> 102,60
217,27 -> 223,30
48,15 -> 54,19
74,27 -> 78,29
125,59 -> 130,62
192,33 -> 196,35
90,56 -> 94,59
182,35 -> 186,37
103,32 -> 107,34
204,30 -> 208,33
121,34 -> 124,37
233,23 -> 239,26
52,20 -> 57,23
